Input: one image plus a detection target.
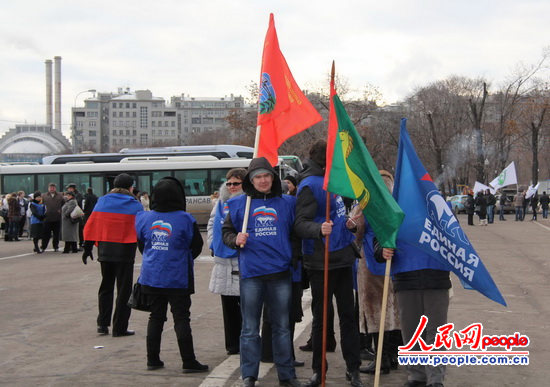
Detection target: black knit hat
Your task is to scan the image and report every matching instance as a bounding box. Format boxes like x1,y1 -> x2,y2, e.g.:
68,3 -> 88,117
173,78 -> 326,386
113,173 -> 134,189
309,140 -> 327,168
283,175 -> 297,187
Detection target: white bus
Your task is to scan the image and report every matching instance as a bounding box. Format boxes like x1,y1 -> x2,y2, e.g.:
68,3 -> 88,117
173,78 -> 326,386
42,145 -> 254,164
0,156 -> 251,225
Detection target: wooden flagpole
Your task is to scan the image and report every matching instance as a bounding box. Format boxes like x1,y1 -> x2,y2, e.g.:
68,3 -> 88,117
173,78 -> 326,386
239,125 -> 261,245
373,258 -> 392,387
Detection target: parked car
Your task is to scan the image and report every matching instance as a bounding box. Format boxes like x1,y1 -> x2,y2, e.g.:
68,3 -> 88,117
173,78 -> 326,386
449,195 -> 468,214
495,193 -> 515,214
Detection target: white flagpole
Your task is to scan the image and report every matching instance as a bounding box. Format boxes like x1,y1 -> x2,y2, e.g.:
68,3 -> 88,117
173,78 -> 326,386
239,125 -> 261,245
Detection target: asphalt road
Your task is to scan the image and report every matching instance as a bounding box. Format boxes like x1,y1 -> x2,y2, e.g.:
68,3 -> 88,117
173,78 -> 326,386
0,214 -> 549,386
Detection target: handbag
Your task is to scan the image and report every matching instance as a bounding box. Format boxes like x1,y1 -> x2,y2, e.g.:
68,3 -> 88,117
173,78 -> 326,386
70,205 -> 84,219
127,282 -> 151,311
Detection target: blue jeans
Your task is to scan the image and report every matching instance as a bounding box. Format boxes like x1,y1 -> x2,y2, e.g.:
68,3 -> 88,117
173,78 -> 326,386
240,273 -> 294,381
515,206 -> 522,221
499,207 -> 505,220
487,205 -> 494,223
543,208 -> 548,219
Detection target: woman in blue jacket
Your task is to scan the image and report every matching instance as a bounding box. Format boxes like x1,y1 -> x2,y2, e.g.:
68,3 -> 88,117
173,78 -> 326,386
29,191 -> 46,253
135,177 -> 208,373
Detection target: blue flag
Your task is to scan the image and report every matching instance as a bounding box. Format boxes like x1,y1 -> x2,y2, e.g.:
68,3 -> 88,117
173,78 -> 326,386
393,118 -> 506,306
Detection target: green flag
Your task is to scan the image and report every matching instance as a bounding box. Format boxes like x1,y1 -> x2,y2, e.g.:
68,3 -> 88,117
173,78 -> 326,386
324,87 -> 404,248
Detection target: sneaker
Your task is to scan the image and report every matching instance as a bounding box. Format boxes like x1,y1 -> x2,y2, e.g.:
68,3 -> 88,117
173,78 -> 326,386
182,359 -> 209,373
97,326 -> 109,335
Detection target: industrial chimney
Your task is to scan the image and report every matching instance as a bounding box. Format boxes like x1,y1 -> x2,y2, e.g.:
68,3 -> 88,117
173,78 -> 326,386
54,56 -> 62,131
45,59 -> 53,127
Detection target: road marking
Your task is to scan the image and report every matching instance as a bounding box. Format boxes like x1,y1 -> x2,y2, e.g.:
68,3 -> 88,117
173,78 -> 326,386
0,252 -> 36,261
199,290 -> 313,387
534,221 -> 550,231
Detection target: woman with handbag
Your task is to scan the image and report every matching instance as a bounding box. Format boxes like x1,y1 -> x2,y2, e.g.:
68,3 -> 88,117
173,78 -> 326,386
61,191 -> 81,253
135,177 -> 208,373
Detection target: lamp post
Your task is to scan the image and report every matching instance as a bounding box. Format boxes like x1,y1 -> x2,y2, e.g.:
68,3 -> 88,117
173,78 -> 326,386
74,89 -> 96,107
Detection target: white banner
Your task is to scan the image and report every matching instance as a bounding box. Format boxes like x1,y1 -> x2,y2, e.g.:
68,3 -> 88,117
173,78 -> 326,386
490,161 -> 518,190
525,183 -> 539,199
473,181 -> 495,194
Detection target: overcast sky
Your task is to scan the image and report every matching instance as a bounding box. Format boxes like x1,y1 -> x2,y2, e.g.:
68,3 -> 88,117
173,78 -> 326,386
1,0 -> 549,139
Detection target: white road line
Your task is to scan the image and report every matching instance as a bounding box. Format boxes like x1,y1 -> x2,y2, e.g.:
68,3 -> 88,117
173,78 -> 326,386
0,252 -> 36,261
200,290 -> 313,387
534,221 -> 550,231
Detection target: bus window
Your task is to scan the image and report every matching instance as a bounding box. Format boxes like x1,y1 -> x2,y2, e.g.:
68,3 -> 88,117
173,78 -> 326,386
152,171 -> 172,188
174,169 -> 207,196
62,173 -> 90,193
210,168 -> 229,194
91,176 -> 104,196
137,175 -> 151,194
3,174 -> 33,194
37,174 -> 60,193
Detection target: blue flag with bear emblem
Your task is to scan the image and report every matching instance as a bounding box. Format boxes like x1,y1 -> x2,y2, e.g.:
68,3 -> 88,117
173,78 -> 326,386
393,118 -> 506,306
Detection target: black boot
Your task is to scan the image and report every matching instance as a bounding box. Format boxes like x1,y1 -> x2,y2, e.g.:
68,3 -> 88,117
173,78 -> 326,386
388,330 -> 403,370
146,335 -> 164,370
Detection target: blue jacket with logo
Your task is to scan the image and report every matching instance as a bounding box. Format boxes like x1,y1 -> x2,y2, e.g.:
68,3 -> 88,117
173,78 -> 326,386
294,167 -> 357,270
135,210 -> 196,290
225,194 -> 295,279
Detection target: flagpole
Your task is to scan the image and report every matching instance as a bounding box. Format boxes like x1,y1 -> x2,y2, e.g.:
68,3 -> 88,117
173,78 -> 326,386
240,125 -> 261,245
374,258 -> 391,387
321,61 -> 336,387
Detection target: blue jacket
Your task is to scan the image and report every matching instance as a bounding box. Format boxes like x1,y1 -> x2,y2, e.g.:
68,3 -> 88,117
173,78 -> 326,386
135,210 -> 196,290
226,194 -> 295,279
29,202 -> 45,225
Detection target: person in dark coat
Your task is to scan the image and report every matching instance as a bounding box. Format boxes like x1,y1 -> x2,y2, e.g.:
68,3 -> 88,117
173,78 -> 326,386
540,191 -> 549,219
136,176 -> 208,373
485,190 -> 496,224
530,194 -> 539,221
498,192 -> 507,221
41,183 -> 65,251
83,188 -> 98,222
29,192 -> 46,253
465,192 -> 475,226
82,173 -> 143,337
475,192 -> 487,226
6,193 -> 21,241
294,140 -> 364,387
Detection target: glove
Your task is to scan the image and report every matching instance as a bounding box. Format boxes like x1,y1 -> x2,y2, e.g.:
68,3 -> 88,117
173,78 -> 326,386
82,249 -> 94,265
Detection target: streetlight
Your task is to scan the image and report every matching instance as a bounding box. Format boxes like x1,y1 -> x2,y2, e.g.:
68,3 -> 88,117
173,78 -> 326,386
74,89 -> 96,107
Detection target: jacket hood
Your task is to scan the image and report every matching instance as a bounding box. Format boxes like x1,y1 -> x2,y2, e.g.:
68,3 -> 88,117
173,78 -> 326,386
297,158 -> 324,183
151,177 -> 187,212
242,157 -> 282,198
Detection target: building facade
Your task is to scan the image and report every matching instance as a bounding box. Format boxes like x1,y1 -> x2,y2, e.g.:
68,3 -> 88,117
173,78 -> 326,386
72,89 -> 246,153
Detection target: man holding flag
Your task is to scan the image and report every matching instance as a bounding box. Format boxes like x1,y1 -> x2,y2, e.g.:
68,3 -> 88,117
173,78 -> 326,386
294,140 -> 364,387
219,12 -> 321,387
379,119 -> 506,387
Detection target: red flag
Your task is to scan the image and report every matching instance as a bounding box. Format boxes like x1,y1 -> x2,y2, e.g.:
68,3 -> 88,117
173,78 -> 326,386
256,14 -> 322,166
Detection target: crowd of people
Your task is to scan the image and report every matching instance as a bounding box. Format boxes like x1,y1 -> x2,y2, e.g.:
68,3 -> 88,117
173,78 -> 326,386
463,189 -> 549,226
7,153 -> 548,387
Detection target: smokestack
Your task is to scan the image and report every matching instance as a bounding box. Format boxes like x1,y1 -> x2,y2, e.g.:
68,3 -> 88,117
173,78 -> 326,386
45,60 -> 53,127
54,56 -> 62,131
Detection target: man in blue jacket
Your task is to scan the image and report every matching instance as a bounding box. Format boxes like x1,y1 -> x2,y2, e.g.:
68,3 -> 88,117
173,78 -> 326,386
294,140 -> 363,387
222,157 -> 301,387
